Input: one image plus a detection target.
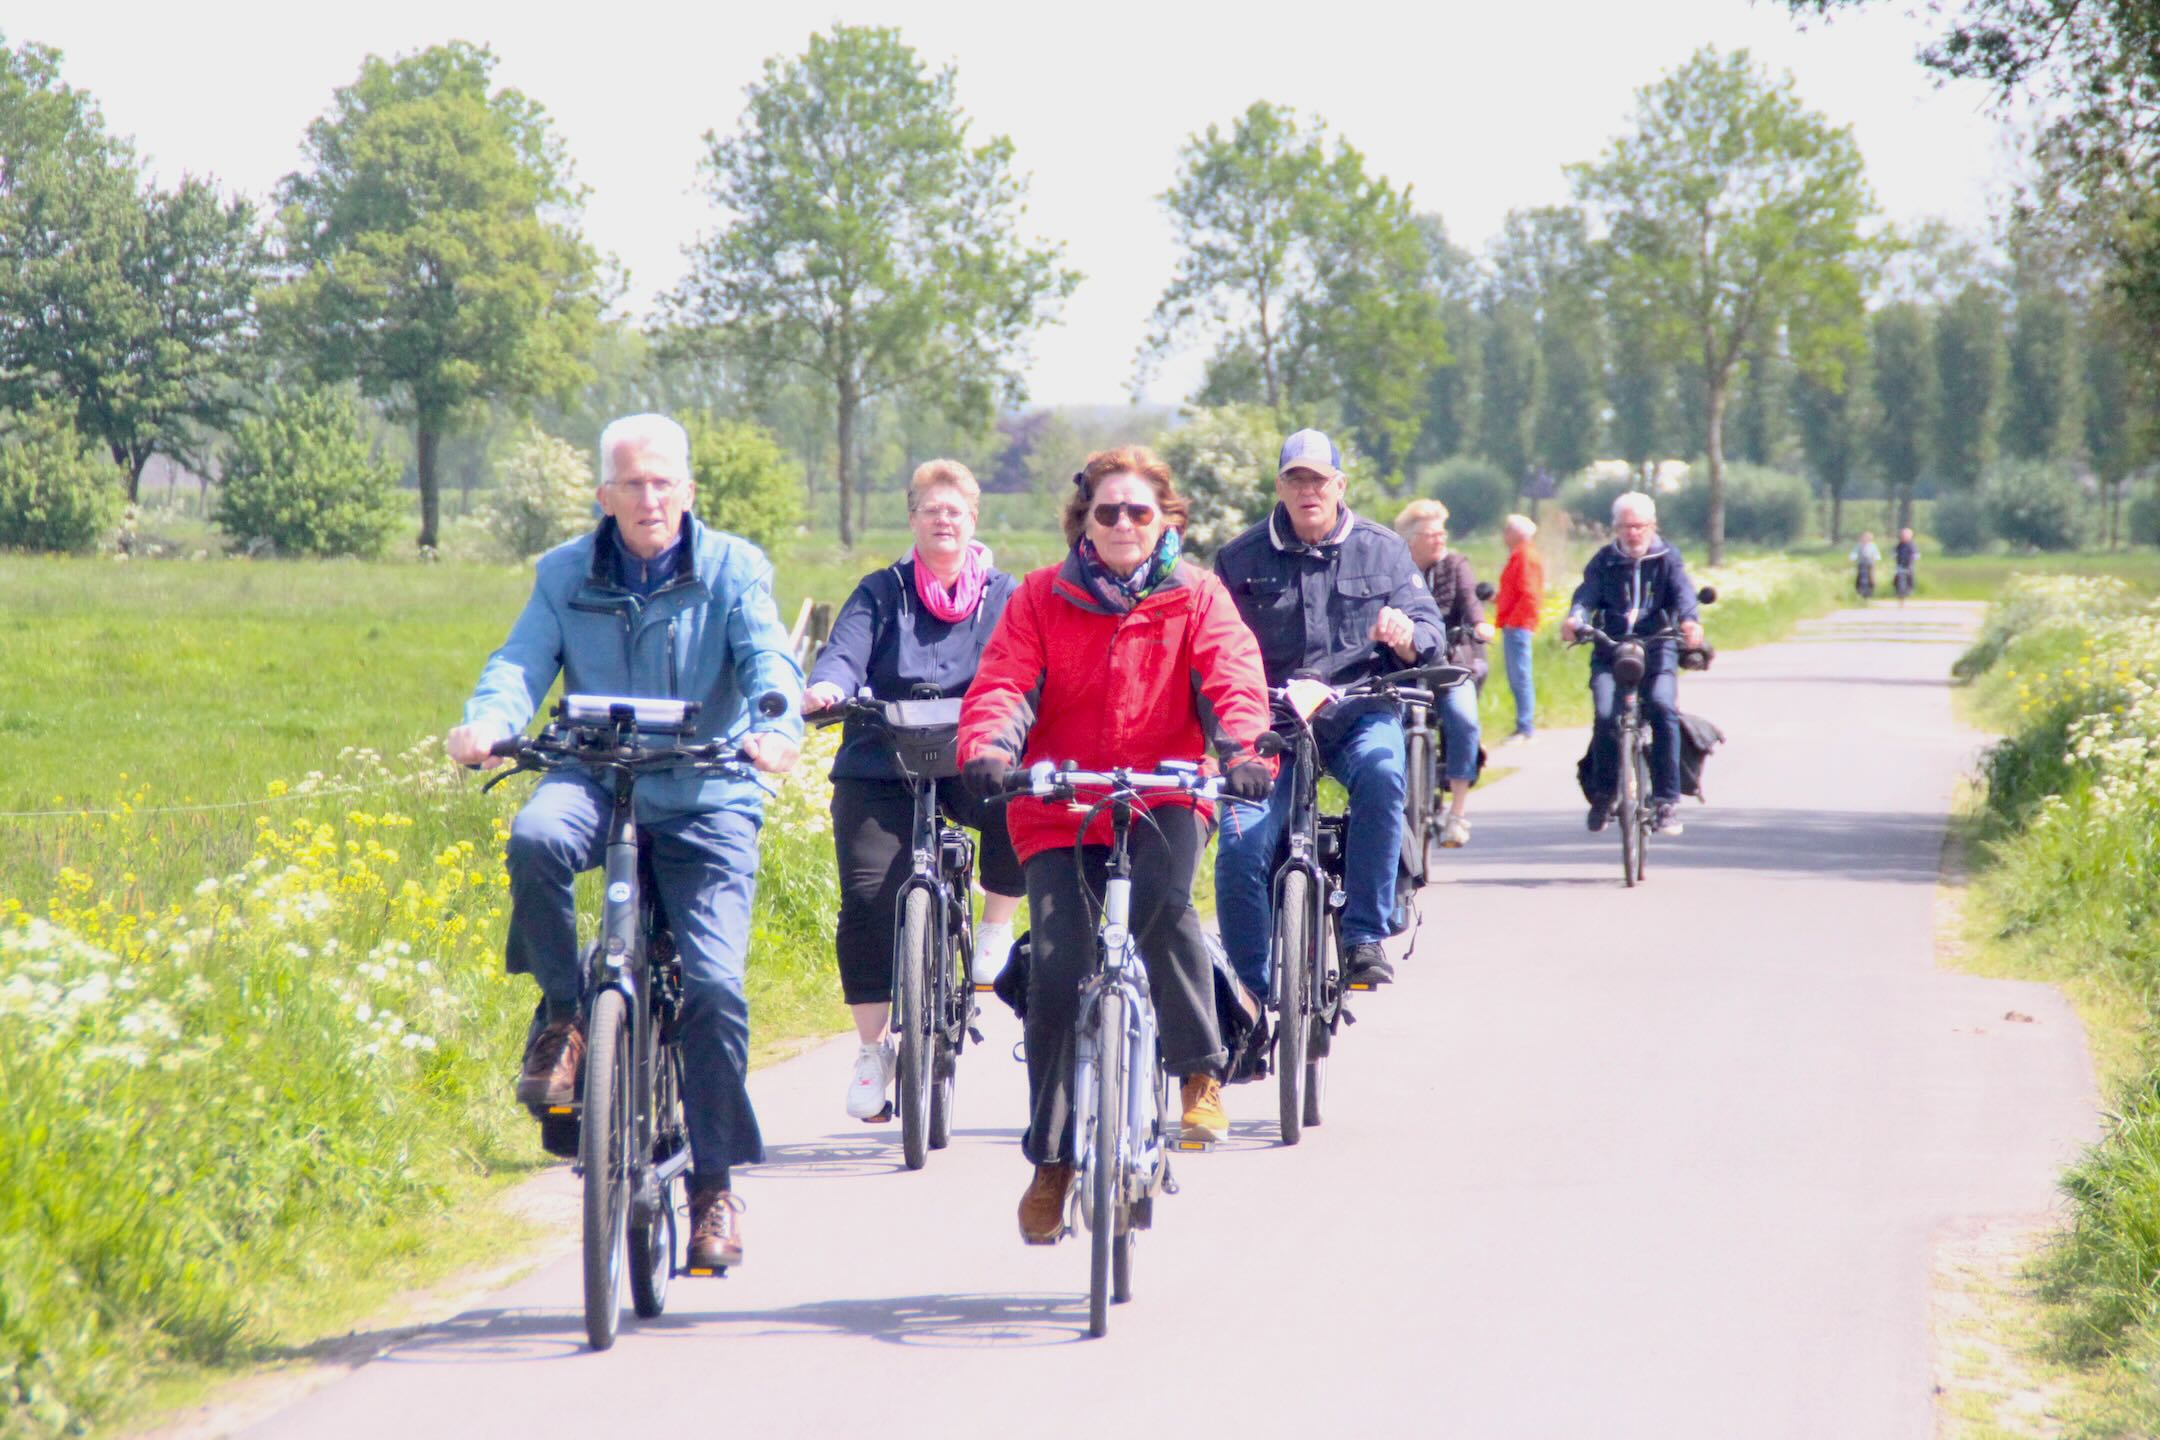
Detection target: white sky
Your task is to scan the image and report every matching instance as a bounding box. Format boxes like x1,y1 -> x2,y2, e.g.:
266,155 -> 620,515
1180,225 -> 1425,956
10,0 -> 2020,406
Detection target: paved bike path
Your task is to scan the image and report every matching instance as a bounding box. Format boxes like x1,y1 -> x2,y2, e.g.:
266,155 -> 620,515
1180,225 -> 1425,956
238,600 -> 2095,1440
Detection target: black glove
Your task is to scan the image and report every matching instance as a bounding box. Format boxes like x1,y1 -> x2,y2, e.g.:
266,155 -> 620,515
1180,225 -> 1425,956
962,752 -> 1012,800
1224,759 -> 1274,802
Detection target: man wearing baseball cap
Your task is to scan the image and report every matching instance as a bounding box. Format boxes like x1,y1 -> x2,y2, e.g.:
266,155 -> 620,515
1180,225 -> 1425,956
1211,428 -> 1444,995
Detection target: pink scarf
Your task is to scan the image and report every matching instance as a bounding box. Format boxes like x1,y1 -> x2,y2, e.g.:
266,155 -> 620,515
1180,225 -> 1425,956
909,542 -> 989,623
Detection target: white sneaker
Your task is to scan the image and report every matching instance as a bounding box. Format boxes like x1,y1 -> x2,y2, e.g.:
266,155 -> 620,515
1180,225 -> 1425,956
1440,813 -> 1470,849
845,1039 -> 895,1120
972,919 -> 1015,988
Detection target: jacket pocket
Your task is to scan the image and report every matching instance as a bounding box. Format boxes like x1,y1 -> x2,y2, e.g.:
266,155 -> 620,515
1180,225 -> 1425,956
1236,575 -> 1300,660
1333,571 -> 1392,651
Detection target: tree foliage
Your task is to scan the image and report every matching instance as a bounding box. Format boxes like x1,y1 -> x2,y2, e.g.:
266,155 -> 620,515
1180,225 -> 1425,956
664,25 -> 1074,548
1156,404 -> 1287,555
1983,458 -> 2087,551
271,42 -> 602,550
479,425 -> 592,560
1932,282 -> 2005,487
684,414 -> 802,555
214,387 -> 405,557
1869,302 -> 1936,520
1420,456 -> 1515,537
1572,46 -> 1872,562
0,399 -> 120,552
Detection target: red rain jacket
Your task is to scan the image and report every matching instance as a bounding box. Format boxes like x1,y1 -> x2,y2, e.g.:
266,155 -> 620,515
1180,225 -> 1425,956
958,551 -> 1275,864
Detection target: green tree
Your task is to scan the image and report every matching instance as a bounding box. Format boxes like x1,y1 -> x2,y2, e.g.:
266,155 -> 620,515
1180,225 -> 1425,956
214,387 -> 405,557
0,399 -> 120,551
270,42 -> 602,551
1793,361 -> 1868,541
2001,258 -> 2082,462
1490,206 -> 1605,477
2082,301 -> 2157,547
1729,331 -> 1791,466
1869,301 -> 1936,524
684,414 -> 803,554
1157,403 -> 1289,554
1932,282 -> 2005,488
1572,46 -> 1873,562
1607,289 -> 1674,467
664,25 -> 1074,549
1413,214 -> 1483,466
1476,301 -> 1540,483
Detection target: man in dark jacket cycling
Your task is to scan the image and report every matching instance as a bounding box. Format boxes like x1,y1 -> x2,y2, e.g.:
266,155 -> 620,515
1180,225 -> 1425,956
1560,490 -> 1704,836
1213,428 -> 1445,994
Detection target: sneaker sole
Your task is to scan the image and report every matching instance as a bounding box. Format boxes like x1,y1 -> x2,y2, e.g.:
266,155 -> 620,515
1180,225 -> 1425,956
1180,1118 -> 1229,1145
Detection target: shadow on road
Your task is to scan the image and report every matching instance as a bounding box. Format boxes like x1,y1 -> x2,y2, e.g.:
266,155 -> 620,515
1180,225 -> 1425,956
1443,807 -> 1945,884
749,1125 -> 1026,1179
375,1290 -> 1093,1362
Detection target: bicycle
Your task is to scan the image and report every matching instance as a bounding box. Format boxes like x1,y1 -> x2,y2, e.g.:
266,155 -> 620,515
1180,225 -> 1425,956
1893,564 -> 1915,604
998,759 -> 1230,1337
1260,664 -> 1465,1143
1854,561 -> 1875,603
809,692 -> 981,1170
1570,600 -> 1712,888
486,689 -> 783,1351
1400,626 -> 1488,881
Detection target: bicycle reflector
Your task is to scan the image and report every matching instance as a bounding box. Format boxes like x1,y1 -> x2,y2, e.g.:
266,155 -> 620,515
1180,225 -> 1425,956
560,694 -> 701,732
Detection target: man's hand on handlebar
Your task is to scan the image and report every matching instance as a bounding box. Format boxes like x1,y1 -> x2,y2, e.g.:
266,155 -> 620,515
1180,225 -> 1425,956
741,731 -> 800,776
1560,616 -> 1580,645
1370,605 -> 1419,663
1680,619 -> 1705,649
446,723 -> 508,771
800,681 -> 846,716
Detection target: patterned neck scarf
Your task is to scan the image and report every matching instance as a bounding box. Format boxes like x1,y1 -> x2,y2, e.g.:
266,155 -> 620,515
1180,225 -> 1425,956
1075,529 -> 1182,612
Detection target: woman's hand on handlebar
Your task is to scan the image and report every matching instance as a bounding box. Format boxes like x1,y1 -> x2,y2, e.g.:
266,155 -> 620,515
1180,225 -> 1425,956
446,723 -> 509,770
962,752 -> 1012,800
800,681 -> 846,716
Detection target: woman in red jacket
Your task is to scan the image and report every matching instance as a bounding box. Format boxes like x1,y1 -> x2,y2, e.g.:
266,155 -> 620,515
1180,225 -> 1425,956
958,446 -> 1275,1246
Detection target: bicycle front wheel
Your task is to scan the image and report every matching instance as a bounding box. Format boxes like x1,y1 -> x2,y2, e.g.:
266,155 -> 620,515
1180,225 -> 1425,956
1402,730 -> 1433,884
898,888 -> 932,1171
1274,869 -> 1309,1146
628,1041 -> 679,1318
1088,988 -> 1125,1339
581,988 -> 632,1351
1632,747 -> 1652,884
1617,733 -> 1640,889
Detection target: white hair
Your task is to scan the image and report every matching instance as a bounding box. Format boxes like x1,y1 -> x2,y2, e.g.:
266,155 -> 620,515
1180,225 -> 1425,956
598,413 -> 691,486
1611,490 -> 1657,524
1503,513 -> 1538,541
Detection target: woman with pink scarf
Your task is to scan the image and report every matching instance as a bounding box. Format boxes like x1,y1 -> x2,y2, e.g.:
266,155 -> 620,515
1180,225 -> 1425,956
803,460 -> 1024,1121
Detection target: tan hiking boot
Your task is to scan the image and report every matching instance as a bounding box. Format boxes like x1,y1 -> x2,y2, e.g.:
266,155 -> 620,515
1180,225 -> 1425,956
514,1018 -> 584,1108
1180,1074 -> 1229,1143
687,1187 -> 745,1269
1018,1162 -> 1073,1245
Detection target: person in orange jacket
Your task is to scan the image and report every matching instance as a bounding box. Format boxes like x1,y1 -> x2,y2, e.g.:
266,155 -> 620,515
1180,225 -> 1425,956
1494,514 -> 1546,739
956,445 -> 1275,1246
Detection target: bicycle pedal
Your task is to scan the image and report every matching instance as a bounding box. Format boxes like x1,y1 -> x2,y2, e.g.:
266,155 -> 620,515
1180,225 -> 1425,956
968,1026 -> 985,1045
1175,1137 -> 1216,1153
973,982 -> 996,994
681,1265 -> 729,1279
861,1101 -> 894,1124
544,1105 -> 575,1115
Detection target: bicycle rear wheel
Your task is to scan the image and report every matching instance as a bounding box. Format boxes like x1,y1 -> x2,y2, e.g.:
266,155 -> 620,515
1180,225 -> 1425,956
1273,869 -> 1309,1146
628,1041 -> 679,1319
1088,988 -> 1124,1339
898,888 -> 932,1171
581,988 -> 631,1351
1304,909 -> 1333,1129
1617,732 -> 1640,889
1402,730 -> 1433,884
929,897 -> 962,1151
1632,748 -> 1652,883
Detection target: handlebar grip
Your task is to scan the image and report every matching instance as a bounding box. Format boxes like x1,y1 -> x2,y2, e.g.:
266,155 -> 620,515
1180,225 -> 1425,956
487,736 -> 523,758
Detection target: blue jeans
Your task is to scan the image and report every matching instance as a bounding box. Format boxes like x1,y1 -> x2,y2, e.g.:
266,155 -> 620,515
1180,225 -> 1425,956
1215,710 -> 1406,996
1587,669 -> 1681,805
505,774 -> 766,1183
1502,627 -> 1535,734
1438,680 -> 1480,783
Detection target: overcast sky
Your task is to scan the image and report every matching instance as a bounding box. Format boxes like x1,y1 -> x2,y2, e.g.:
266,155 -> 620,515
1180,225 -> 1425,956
9,0 -> 2020,407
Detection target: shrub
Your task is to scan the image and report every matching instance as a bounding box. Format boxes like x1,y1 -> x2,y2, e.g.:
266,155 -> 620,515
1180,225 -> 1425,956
1156,404 -> 1282,554
683,414 -> 801,555
1418,457 -> 1514,536
2127,490 -> 2160,547
480,426 -> 593,560
1932,491 -> 1990,554
214,389 -> 405,558
0,401 -> 123,553
1559,470 -> 1636,533
1664,462 -> 1812,546
1982,459 -> 2086,552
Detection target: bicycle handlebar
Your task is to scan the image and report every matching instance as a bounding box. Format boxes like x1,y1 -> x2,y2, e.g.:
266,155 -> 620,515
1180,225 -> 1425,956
479,690 -> 787,791
999,760 -> 1229,803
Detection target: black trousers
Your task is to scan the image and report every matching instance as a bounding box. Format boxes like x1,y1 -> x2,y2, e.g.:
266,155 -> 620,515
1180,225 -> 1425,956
1020,804 -> 1226,1165
829,776 -> 1024,1006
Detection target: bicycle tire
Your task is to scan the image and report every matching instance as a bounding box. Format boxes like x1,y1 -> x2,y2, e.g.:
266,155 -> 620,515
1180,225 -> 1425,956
1274,869 -> 1309,1146
628,1043 -> 678,1318
898,888 -> 932,1171
1088,988 -> 1123,1338
581,987 -> 631,1351
1633,748 -> 1652,884
1617,730 -> 1639,889
1402,731 -> 1433,883
929,896 -> 961,1151
1305,909 -> 1331,1128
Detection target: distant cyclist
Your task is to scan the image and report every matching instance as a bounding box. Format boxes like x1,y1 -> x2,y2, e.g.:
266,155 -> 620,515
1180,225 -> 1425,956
1560,491 -> 1704,837
1394,498 -> 1493,849
1893,528 -> 1918,598
1851,531 -> 1880,601
957,446 -> 1274,1244
802,460 -> 1024,1123
446,413 -> 803,1273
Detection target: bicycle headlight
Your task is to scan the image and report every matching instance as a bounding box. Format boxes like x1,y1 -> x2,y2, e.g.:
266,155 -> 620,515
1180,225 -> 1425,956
1612,643 -> 1646,689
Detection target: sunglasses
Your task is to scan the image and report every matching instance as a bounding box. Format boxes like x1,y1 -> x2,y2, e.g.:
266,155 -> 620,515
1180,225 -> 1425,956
1091,502 -> 1158,528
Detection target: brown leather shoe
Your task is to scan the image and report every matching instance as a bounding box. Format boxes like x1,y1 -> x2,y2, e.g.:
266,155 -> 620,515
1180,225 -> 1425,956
687,1186 -> 745,1269
515,1018 -> 584,1108
1017,1162 -> 1073,1245
1179,1074 -> 1229,1143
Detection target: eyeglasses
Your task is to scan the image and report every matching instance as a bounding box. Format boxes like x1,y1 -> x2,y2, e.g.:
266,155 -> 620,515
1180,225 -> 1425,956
1091,502 -> 1158,528
609,477 -> 683,500
912,505 -> 970,522
1279,470 -> 1336,490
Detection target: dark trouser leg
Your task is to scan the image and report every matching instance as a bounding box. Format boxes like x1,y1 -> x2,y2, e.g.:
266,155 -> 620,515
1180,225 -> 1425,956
503,774 -> 609,1020
1324,712 -> 1407,948
1018,806 -> 1222,1165
648,808 -> 766,1184
1586,670 -> 1620,805
1644,671 -> 1682,803
934,776 -> 1026,898
829,778 -> 914,1006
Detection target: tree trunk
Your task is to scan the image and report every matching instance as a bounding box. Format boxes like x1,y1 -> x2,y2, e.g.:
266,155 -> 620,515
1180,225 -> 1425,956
1704,377 -> 1728,566
1895,487 -> 1915,532
1830,488 -> 1843,543
835,378 -> 858,549
416,423 -> 442,552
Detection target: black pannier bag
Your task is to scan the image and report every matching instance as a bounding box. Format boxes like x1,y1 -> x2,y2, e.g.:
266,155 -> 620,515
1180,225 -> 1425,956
1677,712 -> 1725,800
993,927 -> 1264,1073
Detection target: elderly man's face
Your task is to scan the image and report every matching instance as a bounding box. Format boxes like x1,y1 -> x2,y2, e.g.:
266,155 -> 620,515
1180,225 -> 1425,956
1277,466 -> 1344,542
598,440 -> 693,560
1614,508 -> 1657,558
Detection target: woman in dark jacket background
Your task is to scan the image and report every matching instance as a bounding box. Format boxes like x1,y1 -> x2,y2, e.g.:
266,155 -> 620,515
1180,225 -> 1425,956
804,460 -> 1023,1121
1395,499 -> 1494,849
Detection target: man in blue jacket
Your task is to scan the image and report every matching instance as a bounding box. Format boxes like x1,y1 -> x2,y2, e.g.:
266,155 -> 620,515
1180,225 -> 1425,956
445,413 -> 803,1270
1213,429 -> 1445,994
1560,490 -> 1704,836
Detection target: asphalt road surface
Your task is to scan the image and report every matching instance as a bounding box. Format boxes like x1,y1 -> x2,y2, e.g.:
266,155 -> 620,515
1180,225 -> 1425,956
237,600 -> 2095,1440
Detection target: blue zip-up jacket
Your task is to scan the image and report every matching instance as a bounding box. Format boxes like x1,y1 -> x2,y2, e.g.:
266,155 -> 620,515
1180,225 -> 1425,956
1565,538 -> 1702,674
808,557 -> 1017,782
463,514 -> 805,821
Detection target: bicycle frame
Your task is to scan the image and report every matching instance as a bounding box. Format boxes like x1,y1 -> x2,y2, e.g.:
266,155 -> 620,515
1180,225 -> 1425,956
1073,790 -> 1167,1219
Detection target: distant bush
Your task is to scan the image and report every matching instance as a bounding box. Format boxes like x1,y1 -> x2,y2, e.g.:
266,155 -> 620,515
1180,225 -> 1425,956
1559,470 -> 1636,533
684,414 -> 802,555
1158,404 -> 1282,554
2126,491 -> 2160,548
1665,462 -> 1811,546
214,388 -> 404,558
1417,457 -> 1514,537
1932,492 -> 1990,555
480,426 -> 593,560
1983,460 -> 2086,553
0,401 -> 122,553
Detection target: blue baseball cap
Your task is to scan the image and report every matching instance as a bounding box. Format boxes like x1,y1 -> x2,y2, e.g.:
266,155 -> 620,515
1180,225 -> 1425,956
1277,428 -> 1341,477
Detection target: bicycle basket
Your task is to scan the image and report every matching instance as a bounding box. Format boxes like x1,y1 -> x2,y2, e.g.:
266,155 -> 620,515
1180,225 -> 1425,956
879,698 -> 962,779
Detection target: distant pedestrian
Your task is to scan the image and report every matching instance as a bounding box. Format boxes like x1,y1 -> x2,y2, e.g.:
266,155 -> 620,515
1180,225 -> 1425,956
1494,514 -> 1545,739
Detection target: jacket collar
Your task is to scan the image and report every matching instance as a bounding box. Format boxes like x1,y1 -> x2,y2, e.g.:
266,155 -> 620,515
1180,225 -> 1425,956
1050,550 -> 1198,617
1269,501 -> 1354,555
